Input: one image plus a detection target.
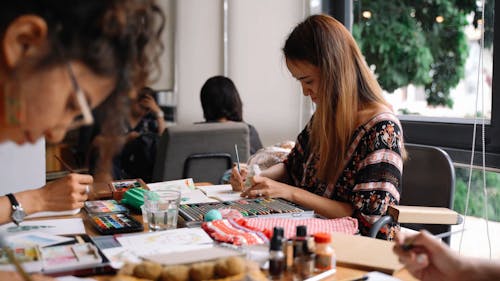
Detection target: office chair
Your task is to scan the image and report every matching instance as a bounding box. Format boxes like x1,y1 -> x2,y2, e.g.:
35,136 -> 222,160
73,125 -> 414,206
152,122 -> 250,184
370,143 -> 461,244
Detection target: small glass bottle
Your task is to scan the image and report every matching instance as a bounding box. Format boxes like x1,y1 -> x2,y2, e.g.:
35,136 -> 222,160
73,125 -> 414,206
292,225 -> 307,280
313,233 -> 336,272
269,228 -> 285,280
300,236 -> 315,278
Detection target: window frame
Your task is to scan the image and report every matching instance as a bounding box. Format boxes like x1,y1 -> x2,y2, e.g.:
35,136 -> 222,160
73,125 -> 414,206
401,0 -> 499,169
340,0 -> 500,169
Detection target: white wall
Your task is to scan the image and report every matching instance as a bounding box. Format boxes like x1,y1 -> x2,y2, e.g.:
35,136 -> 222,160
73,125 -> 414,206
175,0 -> 224,124
0,140 -> 45,194
227,0 -> 307,146
174,0 -> 308,146
152,0 -> 176,90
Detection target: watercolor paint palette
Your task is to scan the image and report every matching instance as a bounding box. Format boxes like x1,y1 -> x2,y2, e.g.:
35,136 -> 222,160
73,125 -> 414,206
40,242 -> 102,274
84,200 -> 130,215
88,213 -> 144,235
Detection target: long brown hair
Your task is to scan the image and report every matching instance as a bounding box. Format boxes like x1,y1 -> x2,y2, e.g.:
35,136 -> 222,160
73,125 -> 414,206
283,14 -> 391,182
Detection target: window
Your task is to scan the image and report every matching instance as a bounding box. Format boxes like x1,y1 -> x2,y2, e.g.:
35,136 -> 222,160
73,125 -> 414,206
348,0 -> 499,258
352,0 -> 499,169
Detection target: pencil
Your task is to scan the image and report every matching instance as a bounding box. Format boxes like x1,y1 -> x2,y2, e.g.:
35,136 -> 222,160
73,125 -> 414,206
234,144 -> 241,173
54,154 -> 75,173
402,228 -> 465,250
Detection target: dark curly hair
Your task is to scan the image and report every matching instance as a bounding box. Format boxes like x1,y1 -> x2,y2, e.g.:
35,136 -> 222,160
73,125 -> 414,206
200,76 -> 243,122
1,1 -> 165,177
1,0 -> 164,134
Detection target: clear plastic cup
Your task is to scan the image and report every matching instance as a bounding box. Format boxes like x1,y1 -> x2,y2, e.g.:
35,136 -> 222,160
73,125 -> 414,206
143,190 -> 181,231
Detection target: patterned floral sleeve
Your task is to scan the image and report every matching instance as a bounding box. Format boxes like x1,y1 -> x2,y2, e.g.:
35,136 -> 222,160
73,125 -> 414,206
351,119 -> 404,240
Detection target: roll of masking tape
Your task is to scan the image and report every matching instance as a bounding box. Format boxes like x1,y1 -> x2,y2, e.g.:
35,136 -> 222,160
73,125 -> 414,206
204,209 -> 223,222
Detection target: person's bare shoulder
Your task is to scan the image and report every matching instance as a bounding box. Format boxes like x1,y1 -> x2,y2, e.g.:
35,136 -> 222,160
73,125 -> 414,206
355,104 -> 394,128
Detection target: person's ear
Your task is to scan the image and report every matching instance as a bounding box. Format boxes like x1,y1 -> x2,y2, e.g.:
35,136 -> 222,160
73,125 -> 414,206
1,15 -> 48,69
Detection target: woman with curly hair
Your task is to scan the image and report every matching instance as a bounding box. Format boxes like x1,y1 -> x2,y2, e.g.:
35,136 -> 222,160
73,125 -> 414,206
0,0 -> 163,232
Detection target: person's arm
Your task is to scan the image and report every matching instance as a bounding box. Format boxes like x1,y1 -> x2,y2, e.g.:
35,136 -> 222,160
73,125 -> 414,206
229,162 -> 289,192
154,110 -> 166,135
241,174 -> 353,218
140,94 -> 166,135
394,230 -> 500,281
0,173 -> 91,224
259,163 -> 289,182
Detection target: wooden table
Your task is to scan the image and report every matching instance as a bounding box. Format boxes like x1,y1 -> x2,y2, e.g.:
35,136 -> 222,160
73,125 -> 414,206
80,214 -> 418,281
26,190 -> 416,281
92,265 -> 417,281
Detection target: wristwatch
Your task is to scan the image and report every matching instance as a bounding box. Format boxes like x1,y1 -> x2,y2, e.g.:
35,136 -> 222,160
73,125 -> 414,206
6,193 -> 26,225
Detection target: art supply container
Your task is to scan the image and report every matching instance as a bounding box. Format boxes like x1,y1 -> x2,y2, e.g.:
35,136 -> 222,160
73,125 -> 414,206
269,227 -> 285,280
314,233 -> 335,272
143,190 -> 181,231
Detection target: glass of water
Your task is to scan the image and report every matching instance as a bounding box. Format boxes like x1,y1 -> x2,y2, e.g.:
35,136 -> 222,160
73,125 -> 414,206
143,190 -> 181,231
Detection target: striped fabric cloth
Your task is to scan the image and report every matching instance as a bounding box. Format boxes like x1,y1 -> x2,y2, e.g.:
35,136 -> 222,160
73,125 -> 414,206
242,217 -> 359,239
202,217 -> 358,245
202,219 -> 270,245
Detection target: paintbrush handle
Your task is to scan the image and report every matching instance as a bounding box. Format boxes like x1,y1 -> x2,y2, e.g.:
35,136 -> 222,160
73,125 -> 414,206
402,228 -> 465,250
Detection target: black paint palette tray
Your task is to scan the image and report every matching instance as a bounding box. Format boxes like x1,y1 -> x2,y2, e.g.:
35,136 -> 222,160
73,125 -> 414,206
179,198 -> 314,224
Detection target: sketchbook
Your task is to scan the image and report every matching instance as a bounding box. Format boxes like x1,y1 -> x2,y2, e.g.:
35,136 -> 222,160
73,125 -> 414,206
331,232 -> 403,274
196,184 -> 242,201
388,205 -> 461,224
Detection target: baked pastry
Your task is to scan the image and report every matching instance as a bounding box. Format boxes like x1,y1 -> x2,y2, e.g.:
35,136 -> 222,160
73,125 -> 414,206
133,261 -> 163,280
160,264 -> 190,281
118,262 -> 137,276
189,262 -> 215,281
214,256 -> 245,277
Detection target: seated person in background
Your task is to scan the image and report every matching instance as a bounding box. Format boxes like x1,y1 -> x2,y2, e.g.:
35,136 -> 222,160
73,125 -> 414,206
394,230 -> 500,281
230,15 -> 405,240
200,75 -> 263,155
87,87 -> 166,182
126,87 -> 166,139
119,87 -> 166,181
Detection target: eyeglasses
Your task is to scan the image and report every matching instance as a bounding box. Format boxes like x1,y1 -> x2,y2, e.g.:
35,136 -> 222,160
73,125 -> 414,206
66,63 -> 94,130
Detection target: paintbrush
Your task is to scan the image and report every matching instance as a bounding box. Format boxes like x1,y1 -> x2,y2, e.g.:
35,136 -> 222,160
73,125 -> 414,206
54,154 -> 75,173
402,228 -> 466,250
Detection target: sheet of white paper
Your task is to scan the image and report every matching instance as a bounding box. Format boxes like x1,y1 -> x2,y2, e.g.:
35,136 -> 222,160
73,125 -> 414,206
147,178 -> 196,194
116,227 -> 214,257
5,231 -> 75,247
196,184 -> 242,201
0,218 -> 86,235
148,179 -> 218,204
365,271 -> 402,281
56,276 -> 97,281
100,246 -> 142,269
179,189 -> 219,204
26,208 -> 81,219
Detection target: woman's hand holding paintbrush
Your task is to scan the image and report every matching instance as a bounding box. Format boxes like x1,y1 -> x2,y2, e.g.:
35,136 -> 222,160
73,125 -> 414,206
229,144 -> 248,192
393,229 -> 470,281
33,155 -> 94,211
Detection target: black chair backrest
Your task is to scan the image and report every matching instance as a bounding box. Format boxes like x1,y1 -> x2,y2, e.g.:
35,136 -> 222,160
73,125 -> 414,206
183,153 -> 233,183
152,122 -> 250,184
401,143 -> 456,243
